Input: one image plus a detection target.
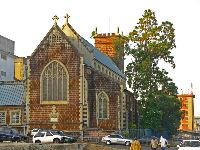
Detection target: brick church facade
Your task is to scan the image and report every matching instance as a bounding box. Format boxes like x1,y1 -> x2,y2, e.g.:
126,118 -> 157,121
25,15 -> 137,136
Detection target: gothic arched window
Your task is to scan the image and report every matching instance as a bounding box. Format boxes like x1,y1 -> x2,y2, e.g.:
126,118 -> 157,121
97,92 -> 109,119
41,60 -> 69,102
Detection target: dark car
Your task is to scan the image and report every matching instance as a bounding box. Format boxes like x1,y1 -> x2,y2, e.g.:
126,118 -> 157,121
49,129 -> 77,143
0,126 -> 27,142
61,135 -> 77,143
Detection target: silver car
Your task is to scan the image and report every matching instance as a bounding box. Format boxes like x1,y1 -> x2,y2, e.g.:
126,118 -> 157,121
177,139 -> 200,150
101,134 -> 132,146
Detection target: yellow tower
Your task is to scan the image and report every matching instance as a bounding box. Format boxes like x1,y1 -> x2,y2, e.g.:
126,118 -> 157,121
177,92 -> 195,131
14,57 -> 24,80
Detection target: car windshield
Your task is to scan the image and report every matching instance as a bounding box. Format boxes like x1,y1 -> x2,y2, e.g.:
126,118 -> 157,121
109,134 -> 123,139
32,129 -> 39,132
50,130 -> 65,136
34,132 -> 45,137
0,127 -> 18,134
181,141 -> 200,147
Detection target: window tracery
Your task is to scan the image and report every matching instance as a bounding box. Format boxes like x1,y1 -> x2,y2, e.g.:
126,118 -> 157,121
41,61 -> 68,101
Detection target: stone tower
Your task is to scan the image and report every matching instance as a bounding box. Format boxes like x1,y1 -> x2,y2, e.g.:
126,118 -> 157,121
94,29 -> 124,72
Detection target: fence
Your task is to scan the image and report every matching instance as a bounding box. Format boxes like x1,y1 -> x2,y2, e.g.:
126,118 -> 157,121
119,128 -> 169,139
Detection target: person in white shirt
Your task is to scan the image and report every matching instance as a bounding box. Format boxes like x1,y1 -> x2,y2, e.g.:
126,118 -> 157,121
160,136 -> 168,150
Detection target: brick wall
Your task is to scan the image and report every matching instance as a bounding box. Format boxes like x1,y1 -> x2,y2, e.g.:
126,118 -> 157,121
29,42 -> 81,131
86,70 -> 121,130
0,106 -> 24,133
94,33 -> 117,57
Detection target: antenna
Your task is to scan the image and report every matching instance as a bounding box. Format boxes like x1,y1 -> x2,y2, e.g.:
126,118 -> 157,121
181,89 -> 183,94
109,16 -> 110,33
191,82 -> 193,94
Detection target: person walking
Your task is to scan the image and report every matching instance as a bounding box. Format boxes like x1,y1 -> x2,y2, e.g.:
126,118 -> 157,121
150,136 -> 159,150
130,137 -> 141,150
160,136 -> 168,150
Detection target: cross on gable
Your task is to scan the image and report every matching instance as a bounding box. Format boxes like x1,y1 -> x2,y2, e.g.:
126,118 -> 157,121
64,14 -> 70,23
52,15 -> 59,24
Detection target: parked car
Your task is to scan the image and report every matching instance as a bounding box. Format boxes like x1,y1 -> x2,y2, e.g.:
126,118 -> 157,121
101,134 -> 132,146
177,139 -> 200,150
31,128 -> 40,136
33,131 -> 63,143
49,129 -> 77,143
0,126 -> 27,142
31,128 -> 48,136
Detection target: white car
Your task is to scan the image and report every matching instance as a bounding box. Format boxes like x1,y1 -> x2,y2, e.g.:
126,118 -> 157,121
33,131 -> 63,143
101,134 -> 132,146
31,128 -> 40,136
177,139 -> 200,150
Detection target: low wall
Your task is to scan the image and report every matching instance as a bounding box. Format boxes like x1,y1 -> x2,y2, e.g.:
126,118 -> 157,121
0,143 -> 86,150
0,143 -> 120,150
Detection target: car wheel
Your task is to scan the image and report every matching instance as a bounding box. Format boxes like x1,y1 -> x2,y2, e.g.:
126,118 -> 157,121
125,141 -> 130,146
53,138 -> 60,143
12,137 -> 20,142
35,140 -> 41,143
106,140 -> 111,145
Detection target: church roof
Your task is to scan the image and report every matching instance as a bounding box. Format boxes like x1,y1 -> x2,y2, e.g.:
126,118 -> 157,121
81,37 -> 125,78
0,82 -> 25,105
62,22 -> 125,78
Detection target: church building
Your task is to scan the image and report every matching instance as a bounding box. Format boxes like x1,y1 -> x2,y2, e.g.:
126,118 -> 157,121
26,15 -> 136,137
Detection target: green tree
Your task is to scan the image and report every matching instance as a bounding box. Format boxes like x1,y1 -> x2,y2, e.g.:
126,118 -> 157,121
124,9 -> 181,135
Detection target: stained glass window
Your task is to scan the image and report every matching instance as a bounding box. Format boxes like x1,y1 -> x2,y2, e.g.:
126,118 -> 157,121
41,61 -> 68,101
98,92 -> 109,119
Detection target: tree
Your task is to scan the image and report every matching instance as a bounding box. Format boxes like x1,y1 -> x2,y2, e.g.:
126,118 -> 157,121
123,9 -> 181,135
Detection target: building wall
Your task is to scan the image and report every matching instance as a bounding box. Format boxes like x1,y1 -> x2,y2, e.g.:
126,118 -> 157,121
85,71 -> 121,130
0,106 -> 25,134
194,116 -> 200,131
124,90 -> 137,129
0,51 -> 14,81
0,35 -> 14,54
0,35 -> 15,81
14,57 -> 24,81
178,93 -> 194,131
94,33 -> 117,57
28,42 -> 81,131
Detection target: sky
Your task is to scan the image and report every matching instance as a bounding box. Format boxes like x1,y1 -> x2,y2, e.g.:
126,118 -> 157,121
0,0 -> 200,116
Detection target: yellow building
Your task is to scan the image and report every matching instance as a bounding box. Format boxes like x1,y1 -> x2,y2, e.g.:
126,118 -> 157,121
177,93 -> 195,131
14,57 -> 24,80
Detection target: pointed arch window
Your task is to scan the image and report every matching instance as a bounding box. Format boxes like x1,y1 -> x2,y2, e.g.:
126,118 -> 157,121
97,92 -> 109,119
41,60 -> 69,102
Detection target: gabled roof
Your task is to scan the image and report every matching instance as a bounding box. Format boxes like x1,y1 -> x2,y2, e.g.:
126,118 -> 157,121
0,82 -> 24,106
62,23 -> 125,78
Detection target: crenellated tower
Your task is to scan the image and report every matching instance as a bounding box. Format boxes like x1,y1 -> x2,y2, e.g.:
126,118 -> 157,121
93,28 -> 124,72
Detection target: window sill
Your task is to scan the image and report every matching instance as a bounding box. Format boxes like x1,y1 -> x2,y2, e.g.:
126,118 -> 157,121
41,100 -> 68,104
